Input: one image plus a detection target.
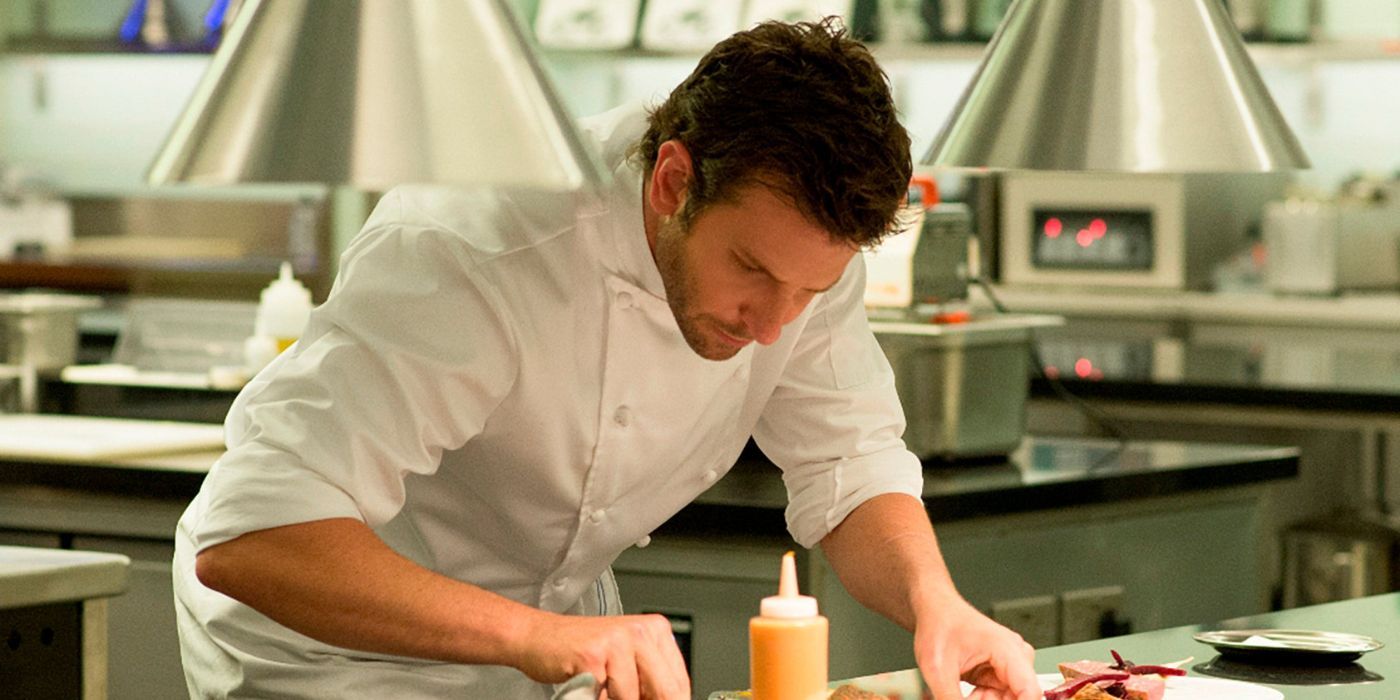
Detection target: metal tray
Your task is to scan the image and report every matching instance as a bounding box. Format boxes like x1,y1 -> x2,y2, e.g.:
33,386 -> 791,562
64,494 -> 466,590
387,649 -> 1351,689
1193,629 -> 1384,664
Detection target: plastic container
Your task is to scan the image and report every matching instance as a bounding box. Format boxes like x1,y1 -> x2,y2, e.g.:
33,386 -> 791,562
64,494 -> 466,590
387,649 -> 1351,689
749,551 -> 828,700
255,262 -> 313,353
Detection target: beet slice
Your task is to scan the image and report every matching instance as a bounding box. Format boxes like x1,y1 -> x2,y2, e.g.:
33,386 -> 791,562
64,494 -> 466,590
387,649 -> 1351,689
1043,672 -> 1130,700
1106,650 -> 1187,677
1123,664 -> 1186,677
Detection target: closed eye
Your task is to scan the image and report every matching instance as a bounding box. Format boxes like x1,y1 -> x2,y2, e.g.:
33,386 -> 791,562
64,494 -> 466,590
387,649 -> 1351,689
732,249 -> 838,294
732,251 -> 763,273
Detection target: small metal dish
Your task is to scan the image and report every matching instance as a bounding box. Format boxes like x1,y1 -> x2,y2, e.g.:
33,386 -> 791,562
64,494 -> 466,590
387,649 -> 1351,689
1193,629 -> 1384,664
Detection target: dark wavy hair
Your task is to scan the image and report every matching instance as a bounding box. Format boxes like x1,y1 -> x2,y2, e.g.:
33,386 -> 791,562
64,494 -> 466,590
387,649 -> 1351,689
636,17 -> 912,248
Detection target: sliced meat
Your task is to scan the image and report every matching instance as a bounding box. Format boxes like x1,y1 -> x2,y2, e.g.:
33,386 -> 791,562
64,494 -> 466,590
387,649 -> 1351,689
1122,675 -> 1165,700
1058,660 -> 1116,680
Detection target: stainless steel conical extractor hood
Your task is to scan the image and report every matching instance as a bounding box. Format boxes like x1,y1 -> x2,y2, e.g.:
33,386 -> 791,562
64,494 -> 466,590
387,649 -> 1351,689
147,0 -> 609,191
923,0 -> 1310,172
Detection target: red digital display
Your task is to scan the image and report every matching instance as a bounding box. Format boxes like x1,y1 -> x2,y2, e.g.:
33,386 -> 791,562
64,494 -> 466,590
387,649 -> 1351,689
1032,208 -> 1154,271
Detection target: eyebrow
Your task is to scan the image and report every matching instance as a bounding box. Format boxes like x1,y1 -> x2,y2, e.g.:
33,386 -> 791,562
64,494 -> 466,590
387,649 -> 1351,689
736,248 -> 842,294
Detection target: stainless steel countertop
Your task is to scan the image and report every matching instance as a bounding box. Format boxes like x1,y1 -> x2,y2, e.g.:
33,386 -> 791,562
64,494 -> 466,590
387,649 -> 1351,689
0,545 -> 129,609
984,286 -> 1400,329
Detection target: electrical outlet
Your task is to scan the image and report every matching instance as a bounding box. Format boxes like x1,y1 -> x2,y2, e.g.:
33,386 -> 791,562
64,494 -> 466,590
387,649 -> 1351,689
991,595 -> 1059,648
1060,585 -> 1126,645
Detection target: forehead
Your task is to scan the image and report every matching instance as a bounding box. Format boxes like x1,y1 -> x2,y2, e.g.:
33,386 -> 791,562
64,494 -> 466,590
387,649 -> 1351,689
699,184 -> 856,270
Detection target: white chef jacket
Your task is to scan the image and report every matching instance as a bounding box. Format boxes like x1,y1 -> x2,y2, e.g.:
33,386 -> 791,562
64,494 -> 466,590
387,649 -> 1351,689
173,102 -> 924,698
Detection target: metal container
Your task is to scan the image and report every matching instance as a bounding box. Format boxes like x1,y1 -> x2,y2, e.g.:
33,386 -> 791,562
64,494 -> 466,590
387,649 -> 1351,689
871,314 -> 1062,460
0,293 -> 103,412
1283,514 -> 1399,608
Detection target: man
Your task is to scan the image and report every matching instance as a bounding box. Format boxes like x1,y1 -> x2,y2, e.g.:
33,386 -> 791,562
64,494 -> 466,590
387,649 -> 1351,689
174,18 -> 1039,700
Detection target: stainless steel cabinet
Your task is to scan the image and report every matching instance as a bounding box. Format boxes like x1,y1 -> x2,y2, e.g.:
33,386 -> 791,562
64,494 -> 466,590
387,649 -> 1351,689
70,536 -> 185,700
1030,396 -> 1400,609
0,490 -> 188,700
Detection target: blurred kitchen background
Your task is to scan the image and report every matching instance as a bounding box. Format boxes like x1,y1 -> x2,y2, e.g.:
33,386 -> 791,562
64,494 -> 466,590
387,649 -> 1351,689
0,1 -> 1398,698
0,0 -> 1396,293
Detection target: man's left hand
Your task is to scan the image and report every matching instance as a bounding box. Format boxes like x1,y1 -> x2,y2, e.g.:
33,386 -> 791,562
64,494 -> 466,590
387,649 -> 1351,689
913,597 -> 1040,700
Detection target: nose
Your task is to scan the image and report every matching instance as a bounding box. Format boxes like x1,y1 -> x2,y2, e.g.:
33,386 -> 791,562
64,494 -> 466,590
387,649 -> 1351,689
741,298 -> 797,346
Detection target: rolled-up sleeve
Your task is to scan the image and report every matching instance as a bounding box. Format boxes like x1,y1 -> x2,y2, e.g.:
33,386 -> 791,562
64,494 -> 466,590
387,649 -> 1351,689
190,203 -> 519,552
752,256 -> 923,548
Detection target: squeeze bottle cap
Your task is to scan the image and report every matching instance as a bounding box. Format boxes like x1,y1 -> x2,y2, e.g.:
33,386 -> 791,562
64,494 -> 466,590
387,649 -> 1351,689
256,262 -> 313,337
262,262 -> 311,306
759,551 -> 818,619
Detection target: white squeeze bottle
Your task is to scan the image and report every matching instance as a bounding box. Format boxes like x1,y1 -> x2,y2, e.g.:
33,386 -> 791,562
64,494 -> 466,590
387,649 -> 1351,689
258,262 -> 313,352
244,262 -> 312,375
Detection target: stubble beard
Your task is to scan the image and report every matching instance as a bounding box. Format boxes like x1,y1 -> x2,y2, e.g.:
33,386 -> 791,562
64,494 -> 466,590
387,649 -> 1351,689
654,216 -> 745,362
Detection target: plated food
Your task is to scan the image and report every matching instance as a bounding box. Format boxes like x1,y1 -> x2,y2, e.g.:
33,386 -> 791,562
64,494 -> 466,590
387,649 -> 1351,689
828,684 -> 888,699
1043,651 -> 1185,700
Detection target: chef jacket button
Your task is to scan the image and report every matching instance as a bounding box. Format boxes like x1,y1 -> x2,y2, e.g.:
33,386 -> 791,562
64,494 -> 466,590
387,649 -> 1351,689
635,535 -> 652,548
617,291 -> 634,309
703,469 -> 719,484
589,508 -> 606,524
613,406 -> 632,427
552,577 -> 567,589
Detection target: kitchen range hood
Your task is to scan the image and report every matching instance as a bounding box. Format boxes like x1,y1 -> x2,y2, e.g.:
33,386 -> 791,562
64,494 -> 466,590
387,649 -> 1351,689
924,0 -> 1310,173
147,0 -> 608,192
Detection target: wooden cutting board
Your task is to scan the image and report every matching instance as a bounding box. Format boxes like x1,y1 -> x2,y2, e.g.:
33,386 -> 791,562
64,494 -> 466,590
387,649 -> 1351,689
0,415 -> 225,462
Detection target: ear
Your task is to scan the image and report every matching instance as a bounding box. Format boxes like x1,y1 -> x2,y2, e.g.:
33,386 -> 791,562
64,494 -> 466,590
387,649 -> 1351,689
647,139 -> 693,218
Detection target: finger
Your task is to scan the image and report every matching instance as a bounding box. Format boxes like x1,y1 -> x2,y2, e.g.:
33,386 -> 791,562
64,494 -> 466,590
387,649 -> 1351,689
652,618 -> 692,699
961,663 -> 1002,688
964,689 -> 1020,700
920,652 -> 966,700
988,647 -> 1042,700
631,617 -> 689,699
960,689 -> 1003,700
604,643 -> 641,700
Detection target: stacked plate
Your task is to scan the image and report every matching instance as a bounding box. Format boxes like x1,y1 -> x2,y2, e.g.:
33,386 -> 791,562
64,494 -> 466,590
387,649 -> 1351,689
1193,629 -> 1384,664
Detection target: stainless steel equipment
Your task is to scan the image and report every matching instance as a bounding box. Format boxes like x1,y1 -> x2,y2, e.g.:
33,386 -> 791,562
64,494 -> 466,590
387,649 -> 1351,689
1263,198 -> 1341,295
923,0 -> 1309,173
1283,514 -> 1399,608
1261,179 -> 1400,296
866,194 -> 1062,460
871,314 -> 1062,460
0,293 -> 102,412
148,0 -> 607,192
998,171 -> 1288,290
866,202 -> 973,308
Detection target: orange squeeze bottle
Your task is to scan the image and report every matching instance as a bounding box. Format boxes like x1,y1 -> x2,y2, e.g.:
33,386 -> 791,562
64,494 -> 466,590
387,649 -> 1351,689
749,551 -> 828,700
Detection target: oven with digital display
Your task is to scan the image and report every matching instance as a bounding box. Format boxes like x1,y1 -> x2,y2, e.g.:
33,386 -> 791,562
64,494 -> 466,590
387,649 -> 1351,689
998,172 -> 1287,290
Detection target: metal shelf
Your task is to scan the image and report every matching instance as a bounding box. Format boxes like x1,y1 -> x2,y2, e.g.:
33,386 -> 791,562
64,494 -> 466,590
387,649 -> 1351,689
6,35 -> 1395,64
0,36 -> 213,55
542,38 -> 1400,66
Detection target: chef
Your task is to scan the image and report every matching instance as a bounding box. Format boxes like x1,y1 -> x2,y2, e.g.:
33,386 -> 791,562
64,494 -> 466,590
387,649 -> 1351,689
173,18 -> 1040,700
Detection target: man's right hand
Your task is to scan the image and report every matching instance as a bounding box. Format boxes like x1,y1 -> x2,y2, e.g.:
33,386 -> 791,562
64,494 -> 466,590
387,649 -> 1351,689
194,519 -> 689,699
512,612 -> 691,700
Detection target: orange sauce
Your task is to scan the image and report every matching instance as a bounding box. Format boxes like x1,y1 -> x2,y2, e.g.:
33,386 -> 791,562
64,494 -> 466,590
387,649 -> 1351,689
749,615 -> 828,700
